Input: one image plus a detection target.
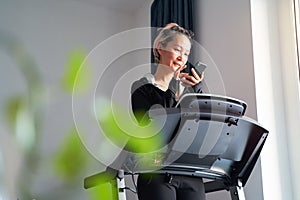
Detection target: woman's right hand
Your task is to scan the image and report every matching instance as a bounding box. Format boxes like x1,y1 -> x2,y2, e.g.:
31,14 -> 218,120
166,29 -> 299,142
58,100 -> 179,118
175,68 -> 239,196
174,65 -> 187,80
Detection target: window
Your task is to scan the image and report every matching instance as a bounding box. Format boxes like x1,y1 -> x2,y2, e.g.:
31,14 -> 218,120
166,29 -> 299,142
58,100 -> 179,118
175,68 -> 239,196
294,0 -> 300,81
251,0 -> 300,199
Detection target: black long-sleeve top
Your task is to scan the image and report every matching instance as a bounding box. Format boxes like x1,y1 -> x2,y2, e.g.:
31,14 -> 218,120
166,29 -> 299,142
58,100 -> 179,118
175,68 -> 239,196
131,74 -> 203,123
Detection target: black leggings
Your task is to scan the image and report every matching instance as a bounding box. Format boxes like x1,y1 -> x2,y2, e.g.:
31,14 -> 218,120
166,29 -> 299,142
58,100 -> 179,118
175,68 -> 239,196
137,174 -> 206,200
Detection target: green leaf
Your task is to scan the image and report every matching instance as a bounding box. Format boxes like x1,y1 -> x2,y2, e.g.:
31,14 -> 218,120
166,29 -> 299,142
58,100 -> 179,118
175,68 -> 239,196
61,49 -> 91,94
4,96 -> 24,131
52,127 -> 88,182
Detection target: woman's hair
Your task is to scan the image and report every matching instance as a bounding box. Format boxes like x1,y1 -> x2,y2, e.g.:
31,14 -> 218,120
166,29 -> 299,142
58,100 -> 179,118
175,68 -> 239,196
153,23 -> 194,64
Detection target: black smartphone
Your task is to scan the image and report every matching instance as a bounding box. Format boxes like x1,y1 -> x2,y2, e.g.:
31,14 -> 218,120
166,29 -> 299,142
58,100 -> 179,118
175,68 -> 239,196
190,61 -> 207,75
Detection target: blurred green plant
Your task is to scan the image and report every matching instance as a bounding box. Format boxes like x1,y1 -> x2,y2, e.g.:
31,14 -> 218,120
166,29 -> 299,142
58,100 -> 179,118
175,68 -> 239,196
61,49 -> 91,94
0,29 -> 166,199
4,96 -> 23,129
4,96 -> 36,152
1,30 -> 44,153
95,98 -> 163,154
76,98 -> 167,200
87,171 -> 119,200
89,183 -> 118,200
52,127 -> 89,183
1,30 -> 45,199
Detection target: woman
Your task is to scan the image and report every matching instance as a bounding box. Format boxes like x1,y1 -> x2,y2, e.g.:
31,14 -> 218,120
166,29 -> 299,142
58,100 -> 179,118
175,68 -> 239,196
131,23 -> 206,200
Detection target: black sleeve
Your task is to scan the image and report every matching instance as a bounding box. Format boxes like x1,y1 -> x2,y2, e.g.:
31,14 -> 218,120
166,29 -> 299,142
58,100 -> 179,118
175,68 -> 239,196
131,86 -> 153,123
182,81 -> 204,95
192,81 -> 204,93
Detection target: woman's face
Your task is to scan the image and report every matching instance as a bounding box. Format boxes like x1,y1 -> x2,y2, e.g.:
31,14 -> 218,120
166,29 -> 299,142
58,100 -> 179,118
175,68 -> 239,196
158,34 -> 191,72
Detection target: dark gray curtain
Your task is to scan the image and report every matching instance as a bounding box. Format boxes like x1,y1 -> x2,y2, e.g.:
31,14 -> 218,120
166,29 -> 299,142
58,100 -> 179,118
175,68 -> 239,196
151,0 -> 195,74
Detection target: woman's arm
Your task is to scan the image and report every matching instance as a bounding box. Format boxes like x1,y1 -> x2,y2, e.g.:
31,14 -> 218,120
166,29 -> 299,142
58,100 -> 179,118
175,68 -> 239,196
131,86 -> 154,123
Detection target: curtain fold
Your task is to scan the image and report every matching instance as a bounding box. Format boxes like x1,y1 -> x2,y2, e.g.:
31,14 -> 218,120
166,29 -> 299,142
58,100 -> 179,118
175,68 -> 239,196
150,0 -> 195,74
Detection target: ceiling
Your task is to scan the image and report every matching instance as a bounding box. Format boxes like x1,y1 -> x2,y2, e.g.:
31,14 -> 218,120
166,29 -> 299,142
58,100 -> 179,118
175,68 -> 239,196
78,0 -> 151,13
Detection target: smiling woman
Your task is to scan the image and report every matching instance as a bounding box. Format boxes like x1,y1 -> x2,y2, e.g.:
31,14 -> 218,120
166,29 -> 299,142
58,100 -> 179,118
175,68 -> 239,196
131,23 -> 204,122
131,23 -> 206,200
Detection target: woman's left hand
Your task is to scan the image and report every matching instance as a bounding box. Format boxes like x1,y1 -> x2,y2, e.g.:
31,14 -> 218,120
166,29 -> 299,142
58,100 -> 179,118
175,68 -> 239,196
179,68 -> 204,86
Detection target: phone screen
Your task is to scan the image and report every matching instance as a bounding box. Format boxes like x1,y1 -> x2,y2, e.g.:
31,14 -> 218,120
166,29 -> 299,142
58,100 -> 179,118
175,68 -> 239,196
190,61 -> 206,75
